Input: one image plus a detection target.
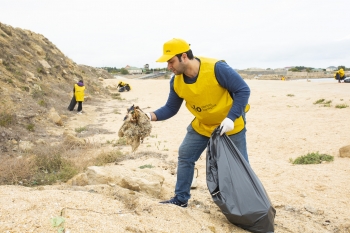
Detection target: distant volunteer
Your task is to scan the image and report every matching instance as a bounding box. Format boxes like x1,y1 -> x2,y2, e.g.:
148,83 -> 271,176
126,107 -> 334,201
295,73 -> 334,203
335,68 -> 346,83
74,80 -> 85,114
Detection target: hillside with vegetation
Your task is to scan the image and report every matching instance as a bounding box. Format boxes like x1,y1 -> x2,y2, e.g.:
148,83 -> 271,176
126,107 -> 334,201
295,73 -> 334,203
0,22 -> 115,185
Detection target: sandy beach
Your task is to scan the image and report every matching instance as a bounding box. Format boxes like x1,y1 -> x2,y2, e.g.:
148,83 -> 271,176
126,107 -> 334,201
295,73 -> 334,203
0,77 -> 349,233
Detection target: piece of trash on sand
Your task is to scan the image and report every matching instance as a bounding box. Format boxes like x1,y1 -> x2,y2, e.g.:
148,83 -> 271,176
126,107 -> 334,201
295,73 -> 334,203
118,105 -> 152,152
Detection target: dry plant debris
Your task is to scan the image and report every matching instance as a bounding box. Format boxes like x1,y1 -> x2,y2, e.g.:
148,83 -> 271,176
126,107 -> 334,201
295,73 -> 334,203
118,105 -> 152,152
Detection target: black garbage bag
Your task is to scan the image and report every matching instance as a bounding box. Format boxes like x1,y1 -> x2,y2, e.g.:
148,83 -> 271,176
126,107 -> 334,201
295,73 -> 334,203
206,128 -> 276,233
67,96 -> 77,111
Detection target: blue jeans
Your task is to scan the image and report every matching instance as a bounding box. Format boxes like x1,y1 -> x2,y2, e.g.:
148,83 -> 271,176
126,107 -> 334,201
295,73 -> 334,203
175,124 -> 249,203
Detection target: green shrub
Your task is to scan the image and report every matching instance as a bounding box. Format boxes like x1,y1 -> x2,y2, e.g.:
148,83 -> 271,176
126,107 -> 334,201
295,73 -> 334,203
314,99 -> 332,107
21,86 -> 30,92
292,152 -> 334,164
313,99 -> 325,104
0,111 -> 16,127
26,123 -> 35,132
75,126 -> 87,133
38,99 -> 47,107
335,104 -> 348,109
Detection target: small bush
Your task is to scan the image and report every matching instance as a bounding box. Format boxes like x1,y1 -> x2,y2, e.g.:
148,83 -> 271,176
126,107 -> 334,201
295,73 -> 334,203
314,99 -> 332,107
292,152 -> 334,164
287,94 -> 294,97
139,164 -> 154,169
26,123 -> 35,132
335,104 -> 348,109
313,99 -> 325,104
322,100 -> 332,107
93,150 -> 125,166
33,153 -> 78,185
75,126 -> 87,133
21,86 -> 30,92
37,67 -> 46,74
0,152 -> 78,186
38,99 -> 47,107
0,111 -> 17,127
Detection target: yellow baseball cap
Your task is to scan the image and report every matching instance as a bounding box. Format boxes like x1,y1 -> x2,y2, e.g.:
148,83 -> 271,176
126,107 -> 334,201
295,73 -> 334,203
156,38 -> 190,62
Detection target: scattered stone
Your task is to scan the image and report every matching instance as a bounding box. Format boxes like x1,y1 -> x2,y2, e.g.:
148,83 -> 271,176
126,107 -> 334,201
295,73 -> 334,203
284,205 -> 295,212
63,131 -> 85,147
304,205 -> 324,215
33,84 -> 42,91
38,59 -> 51,69
339,145 -> 350,158
48,108 -> 63,126
18,140 -> 34,151
21,49 -> 33,58
71,165 -> 164,198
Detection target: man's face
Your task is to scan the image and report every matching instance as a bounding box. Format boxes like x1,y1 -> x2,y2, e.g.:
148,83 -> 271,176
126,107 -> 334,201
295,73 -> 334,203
167,54 -> 186,75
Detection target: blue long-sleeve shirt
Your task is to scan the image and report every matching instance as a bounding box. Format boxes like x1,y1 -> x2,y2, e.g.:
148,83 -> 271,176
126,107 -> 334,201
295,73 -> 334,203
154,59 -> 250,121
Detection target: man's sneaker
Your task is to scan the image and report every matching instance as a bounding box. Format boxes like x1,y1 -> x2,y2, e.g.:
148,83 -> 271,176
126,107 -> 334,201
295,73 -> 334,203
159,196 -> 188,208
77,111 -> 83,114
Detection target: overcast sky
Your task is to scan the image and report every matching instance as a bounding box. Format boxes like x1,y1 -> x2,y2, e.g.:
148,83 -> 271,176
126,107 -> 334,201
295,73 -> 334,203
1,0 -> 349,70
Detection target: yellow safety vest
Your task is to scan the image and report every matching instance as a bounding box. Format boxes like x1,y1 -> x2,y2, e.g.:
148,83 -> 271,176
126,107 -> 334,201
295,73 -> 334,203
74,84 -> 85,102
173,57 -> 249,137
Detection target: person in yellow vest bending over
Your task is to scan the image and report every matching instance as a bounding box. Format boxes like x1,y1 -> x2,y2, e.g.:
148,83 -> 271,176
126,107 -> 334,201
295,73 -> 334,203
334,68 -> 346,83
117,81 -> 131,92
74,80 -> 85,114
145,38 -> 251,207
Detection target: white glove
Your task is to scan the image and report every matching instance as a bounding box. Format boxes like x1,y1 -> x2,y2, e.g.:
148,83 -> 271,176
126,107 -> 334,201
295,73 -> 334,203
220,118 -> 234,136
145,112 -> 152,121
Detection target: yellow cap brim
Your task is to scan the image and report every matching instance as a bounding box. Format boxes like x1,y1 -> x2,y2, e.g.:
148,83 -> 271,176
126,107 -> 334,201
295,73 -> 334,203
156,54 -> 175,62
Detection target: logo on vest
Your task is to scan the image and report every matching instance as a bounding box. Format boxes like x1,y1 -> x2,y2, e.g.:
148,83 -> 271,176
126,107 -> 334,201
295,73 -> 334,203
191,105 -> 202,112
191,103 -> 217,112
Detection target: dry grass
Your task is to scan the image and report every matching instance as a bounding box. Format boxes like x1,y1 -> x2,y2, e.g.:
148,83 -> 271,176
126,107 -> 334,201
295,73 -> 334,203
0,139 -> 126,186
91,150 -> 125,166
0,110 -> 17,127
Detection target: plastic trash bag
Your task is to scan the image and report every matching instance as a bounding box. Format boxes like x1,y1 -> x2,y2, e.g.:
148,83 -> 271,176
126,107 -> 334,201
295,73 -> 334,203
206,128 -> 276,233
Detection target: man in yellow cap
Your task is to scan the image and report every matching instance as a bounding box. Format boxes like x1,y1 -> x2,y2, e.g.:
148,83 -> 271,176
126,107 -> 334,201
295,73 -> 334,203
145,38 -> 250,207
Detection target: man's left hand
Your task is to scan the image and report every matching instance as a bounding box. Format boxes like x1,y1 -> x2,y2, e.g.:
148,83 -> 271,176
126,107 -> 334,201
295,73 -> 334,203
220,118 -> 234,136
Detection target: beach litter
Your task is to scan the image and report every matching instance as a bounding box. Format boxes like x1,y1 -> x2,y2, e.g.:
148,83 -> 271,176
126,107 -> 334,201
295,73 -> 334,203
118,105 -> 152,152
